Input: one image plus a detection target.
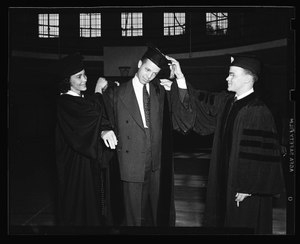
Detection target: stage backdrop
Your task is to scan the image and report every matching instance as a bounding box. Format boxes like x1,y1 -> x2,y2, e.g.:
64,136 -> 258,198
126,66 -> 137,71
104,46 -> 147,77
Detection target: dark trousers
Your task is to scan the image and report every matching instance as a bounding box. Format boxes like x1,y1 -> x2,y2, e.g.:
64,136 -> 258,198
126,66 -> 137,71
123,169 -> 160,226
123,129 -> 161,226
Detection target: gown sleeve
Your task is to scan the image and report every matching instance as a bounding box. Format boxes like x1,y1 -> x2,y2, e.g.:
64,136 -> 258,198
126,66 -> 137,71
57,93 -> 112,160
101,84 -> 117,129
171,80 -> 230,136
234,104 -> 285,195
167,80 -> 195,135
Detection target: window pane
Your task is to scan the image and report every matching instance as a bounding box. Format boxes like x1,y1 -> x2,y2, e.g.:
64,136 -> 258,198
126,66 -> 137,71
164,12 -> 185,36
83,28 -> 89,37
80,13 -> 101,37
91,28 -> 101,37
206,12 -> 228,35
49,14 -> 59,26
49,26 -> 59,37
38,14 -> 47,25
121,12 -> 142,37
38,13 -> 59,38
80,13 -> 89,28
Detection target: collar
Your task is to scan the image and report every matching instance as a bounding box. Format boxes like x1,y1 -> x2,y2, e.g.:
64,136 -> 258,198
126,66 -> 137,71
62,90 -> 83,97
235,88 -> 254,100
133,74 -> 149,91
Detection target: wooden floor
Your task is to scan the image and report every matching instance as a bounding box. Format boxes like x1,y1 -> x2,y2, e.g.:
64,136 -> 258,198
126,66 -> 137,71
173,151 -> 287,234
8,139 -> 287,235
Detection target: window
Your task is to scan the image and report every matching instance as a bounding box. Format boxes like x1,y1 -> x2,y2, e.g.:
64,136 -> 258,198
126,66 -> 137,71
80,13 -> 101,37
38,14 -> 59,38
164,12 -> 185,36
206,13 -> 228,35
121,12 -> 143,37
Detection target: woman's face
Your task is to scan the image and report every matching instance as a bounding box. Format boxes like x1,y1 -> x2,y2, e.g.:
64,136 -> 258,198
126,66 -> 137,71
70,69 -> 87,94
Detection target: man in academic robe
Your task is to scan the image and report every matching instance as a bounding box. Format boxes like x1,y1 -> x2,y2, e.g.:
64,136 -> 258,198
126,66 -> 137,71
54,53 -> 121,226
161,54 -> 285,234
101,43 -> 193,226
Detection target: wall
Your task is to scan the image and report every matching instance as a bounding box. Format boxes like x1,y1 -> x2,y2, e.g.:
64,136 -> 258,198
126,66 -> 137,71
9,7 -> 294,150
10,7 -> 292,54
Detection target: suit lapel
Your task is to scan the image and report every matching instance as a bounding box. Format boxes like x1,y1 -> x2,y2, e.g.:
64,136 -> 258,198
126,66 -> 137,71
119,79 -> 145,130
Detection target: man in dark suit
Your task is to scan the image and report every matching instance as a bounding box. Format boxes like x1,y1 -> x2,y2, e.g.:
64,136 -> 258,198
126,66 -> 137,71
102,43 -> 193,226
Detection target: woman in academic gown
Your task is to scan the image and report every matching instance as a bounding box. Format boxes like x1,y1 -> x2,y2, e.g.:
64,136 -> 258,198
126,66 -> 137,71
54,53 -> 120,226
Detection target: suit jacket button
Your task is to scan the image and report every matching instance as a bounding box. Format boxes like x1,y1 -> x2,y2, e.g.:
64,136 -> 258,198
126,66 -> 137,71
126,150 -> 129,153
127,136 -> 130,139
126,120 -> 129,123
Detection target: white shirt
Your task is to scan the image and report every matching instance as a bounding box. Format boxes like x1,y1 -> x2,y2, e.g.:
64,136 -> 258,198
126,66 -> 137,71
176,76 -> 187,89
61,90 -> 84,98
132,74 -> 150,128
235,88 -> 254,100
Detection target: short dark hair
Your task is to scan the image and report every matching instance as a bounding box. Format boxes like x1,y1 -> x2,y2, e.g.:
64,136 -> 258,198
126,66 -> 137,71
140,56 -> 148,64
59,76 -> 71,93
243,68 -> 258,83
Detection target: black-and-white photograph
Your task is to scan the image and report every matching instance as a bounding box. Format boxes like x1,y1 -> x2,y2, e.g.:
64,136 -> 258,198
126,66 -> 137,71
8,6 -> 295,235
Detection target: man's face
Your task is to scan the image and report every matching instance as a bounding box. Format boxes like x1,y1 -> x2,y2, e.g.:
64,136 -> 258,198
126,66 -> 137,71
136,59 -> 161,85
226,66 -> 248,94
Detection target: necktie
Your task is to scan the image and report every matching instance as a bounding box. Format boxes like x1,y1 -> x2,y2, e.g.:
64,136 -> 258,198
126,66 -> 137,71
143,84 -> 150,127
231,96 -> 237,105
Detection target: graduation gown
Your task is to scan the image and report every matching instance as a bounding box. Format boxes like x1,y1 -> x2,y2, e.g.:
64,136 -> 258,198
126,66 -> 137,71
188,88 -> 284,234
55,92 -> 117,226
102,78 -> 193,226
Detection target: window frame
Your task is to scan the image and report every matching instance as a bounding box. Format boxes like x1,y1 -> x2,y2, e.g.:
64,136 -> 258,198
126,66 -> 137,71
38,13 -> 59,38
163,12 -> 186,36
206,12 -> 228,35
79,13 -> 101,38
121,12 -> 143,37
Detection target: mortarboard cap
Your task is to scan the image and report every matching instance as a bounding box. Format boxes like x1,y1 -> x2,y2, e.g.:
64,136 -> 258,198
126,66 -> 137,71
53,52 -> 84,78
142,41 -> 171,68
229,54 -> 261,75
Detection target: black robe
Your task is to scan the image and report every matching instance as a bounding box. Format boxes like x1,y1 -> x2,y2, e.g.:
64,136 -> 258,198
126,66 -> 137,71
55,92 -> 122,226
188,88 -> 284,234
102,79 -> 193,226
